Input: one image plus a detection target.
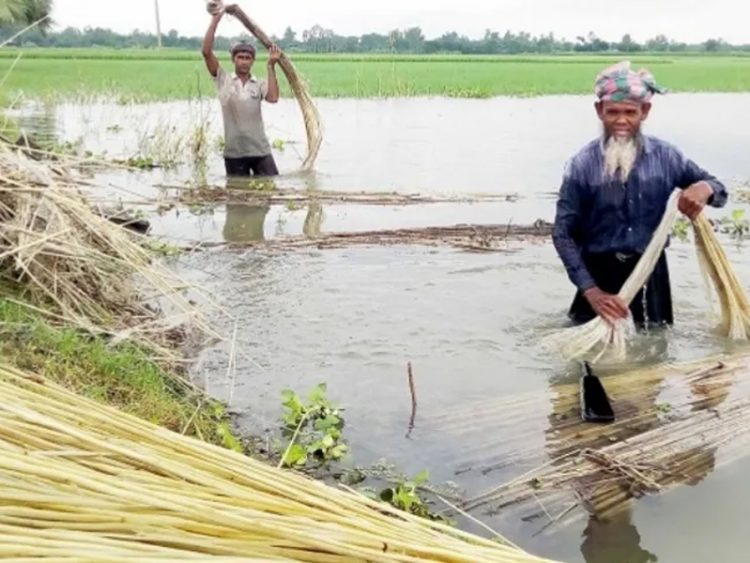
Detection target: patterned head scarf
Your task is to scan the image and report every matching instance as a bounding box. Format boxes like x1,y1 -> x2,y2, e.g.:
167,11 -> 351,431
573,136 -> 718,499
594,60 -> 667,103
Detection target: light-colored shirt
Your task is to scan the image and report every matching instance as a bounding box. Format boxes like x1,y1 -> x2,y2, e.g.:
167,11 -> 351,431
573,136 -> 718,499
214,67 -> 271,158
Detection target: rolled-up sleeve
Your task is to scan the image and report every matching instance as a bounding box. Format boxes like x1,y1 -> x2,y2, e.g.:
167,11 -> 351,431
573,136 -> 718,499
552,166 -> 595,292
674,150 -> 728,208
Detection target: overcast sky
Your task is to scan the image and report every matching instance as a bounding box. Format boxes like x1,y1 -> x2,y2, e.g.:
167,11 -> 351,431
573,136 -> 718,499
51,0 -> 746,43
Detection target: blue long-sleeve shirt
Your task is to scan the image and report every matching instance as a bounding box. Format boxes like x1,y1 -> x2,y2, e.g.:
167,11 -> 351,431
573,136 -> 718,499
552,135 -> 728,291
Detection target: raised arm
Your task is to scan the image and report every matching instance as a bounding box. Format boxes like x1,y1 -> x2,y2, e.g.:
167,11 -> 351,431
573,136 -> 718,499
265,44 -> 281,103
202,10 -> 224,77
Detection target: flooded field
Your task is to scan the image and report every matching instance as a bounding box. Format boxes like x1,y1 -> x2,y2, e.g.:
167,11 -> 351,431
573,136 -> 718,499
14,93 -> 750,562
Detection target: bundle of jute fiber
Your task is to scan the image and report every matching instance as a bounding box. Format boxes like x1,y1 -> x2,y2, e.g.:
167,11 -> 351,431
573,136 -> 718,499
209,0 -> 322,171
0,363 -> 560,563
544,188 -> 682,362
0,143 -> 221,352
693,213 -> 750,339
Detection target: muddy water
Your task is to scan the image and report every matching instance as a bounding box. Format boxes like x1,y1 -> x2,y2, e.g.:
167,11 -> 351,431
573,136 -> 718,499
17,94 -> 750,562
12,93 -> 750,195
178,238 -> 750,563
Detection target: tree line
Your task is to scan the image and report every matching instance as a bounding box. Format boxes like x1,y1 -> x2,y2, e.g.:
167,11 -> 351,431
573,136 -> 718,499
1,23 -> 748,54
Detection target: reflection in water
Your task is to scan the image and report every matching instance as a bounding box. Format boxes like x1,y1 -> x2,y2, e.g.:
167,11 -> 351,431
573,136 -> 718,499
15,102 -> 58,147
303,201 -> 323,238
543,335 -> 734,562
580,506 -> 658,563
223,203 -> 270,242
221,176 -> 326,243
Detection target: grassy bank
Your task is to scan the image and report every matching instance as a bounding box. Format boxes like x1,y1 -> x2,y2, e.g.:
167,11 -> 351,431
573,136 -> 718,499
0,294 -> 242,450
0,50 -> 748,101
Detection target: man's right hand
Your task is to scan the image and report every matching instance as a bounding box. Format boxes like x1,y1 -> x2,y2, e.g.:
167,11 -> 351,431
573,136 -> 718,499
583,287 -> 630,326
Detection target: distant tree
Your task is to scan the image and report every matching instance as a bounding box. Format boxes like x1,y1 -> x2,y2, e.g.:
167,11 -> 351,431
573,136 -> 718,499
280,26 -> 297,49
617,33 -> 640,52
645,34 -> 669,51
704,38 -> 727,52
403,27 -> 424,53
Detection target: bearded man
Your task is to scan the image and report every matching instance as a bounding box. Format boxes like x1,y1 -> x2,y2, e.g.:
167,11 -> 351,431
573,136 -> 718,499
552,61 -> 728,329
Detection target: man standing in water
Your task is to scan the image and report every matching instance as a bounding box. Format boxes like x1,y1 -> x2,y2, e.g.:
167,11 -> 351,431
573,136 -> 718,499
552,61 -> 728,329
202,3 -> 281,177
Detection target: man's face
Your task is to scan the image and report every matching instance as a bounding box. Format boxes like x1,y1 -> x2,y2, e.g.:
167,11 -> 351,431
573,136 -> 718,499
233,52 -> 255,75
596,101 -> 651,140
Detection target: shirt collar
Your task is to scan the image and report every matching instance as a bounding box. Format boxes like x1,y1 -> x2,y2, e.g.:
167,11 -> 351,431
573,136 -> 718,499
231,72 -> 257,83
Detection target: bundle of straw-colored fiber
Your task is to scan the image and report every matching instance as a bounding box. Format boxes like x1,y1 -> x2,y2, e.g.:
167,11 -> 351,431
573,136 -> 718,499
544,189 -> 682,362
0,363 -> 559,563
0,143 -> 220,351
210,1 -> 322,171
694,213 -> 750,339
545,189 -> 750,362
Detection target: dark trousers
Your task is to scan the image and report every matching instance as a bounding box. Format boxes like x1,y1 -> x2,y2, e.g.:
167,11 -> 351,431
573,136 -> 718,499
568,252 -> 674,328
224,155 -> 279,177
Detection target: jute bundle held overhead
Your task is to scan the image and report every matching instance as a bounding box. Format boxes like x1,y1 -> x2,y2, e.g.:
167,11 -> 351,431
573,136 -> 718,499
208,0 -> 322,170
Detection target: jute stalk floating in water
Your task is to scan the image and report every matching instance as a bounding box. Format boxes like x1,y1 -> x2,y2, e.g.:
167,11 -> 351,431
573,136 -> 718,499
462,356 -> 750,526
544,189 -> 682,362
0,363 -> 560,563
210,1 -> 322,171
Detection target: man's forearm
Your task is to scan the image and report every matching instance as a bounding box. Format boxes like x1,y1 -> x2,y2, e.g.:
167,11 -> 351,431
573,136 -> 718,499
202,15 -> 222,56
553,235 -> 596,291
266,64 -> 280,102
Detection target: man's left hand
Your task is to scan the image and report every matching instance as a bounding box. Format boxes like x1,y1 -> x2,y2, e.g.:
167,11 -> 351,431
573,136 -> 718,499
679,182 -> 714,220
268,44 -> 282,66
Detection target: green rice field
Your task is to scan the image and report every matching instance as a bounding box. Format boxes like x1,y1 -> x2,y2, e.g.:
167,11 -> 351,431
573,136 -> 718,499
0,49 -> 749,101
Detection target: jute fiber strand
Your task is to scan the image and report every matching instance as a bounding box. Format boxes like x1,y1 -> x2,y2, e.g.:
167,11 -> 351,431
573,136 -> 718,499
0,364 -> 560,563
544,189 -> 682,362
207,0 -> 322,170
693,213 -> 750,339
545,189 -> 750,362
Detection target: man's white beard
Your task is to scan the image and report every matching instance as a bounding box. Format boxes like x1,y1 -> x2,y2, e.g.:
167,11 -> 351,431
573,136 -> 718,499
603,135 -> 638,182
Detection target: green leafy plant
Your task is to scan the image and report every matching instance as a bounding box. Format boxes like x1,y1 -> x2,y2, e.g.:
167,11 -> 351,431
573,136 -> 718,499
247,178 -> 277,192
280,384 -> 348,467
671,217 -> 691,242
126,155 -> 156,169
378,470 -> 451,523
719,209 -> 750,240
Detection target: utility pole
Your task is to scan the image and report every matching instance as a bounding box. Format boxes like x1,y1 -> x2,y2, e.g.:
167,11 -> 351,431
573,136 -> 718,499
154,0 -> 163,49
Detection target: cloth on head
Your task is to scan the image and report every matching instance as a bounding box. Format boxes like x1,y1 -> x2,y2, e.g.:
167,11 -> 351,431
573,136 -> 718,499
594,60 -> 667,103
230,42 -> 257,57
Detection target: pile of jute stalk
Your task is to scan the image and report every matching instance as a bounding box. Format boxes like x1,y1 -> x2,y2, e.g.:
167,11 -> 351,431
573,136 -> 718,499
545,189 -> 750,361
0,142 -> 223,356
462,357 -> 750,525
207,0 -> 322,170
0,363 -> 559,563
